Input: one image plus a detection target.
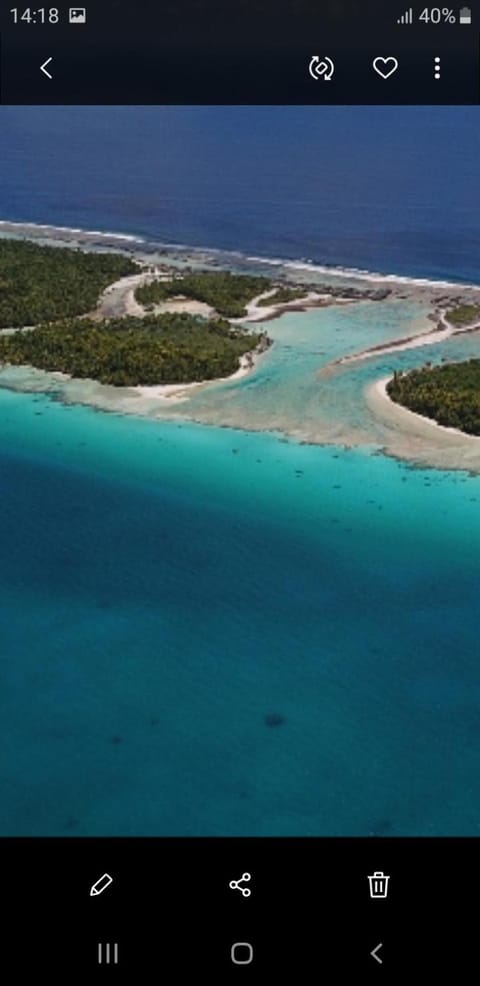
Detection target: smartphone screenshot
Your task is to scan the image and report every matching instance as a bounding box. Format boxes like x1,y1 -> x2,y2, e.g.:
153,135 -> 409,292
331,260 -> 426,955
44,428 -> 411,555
0,0 -> 479,977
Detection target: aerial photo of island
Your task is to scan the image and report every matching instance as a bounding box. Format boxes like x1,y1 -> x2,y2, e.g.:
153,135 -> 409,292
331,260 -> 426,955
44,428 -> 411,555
1,105 -> 480,836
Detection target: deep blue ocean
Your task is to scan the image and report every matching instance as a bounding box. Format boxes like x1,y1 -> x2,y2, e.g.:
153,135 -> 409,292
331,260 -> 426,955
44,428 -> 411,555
1,105 -> 480,281
1,106 -> 480,836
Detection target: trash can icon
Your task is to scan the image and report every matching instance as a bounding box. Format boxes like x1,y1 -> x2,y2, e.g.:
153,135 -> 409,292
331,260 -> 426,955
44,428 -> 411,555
368,871 -> 390,898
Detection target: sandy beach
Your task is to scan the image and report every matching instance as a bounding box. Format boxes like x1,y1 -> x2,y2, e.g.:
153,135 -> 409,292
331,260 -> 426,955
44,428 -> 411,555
133,346 -> 268,403
238,289 -> 355,324
335,309 -> 480,368
366,376 -> 480,471
372,376 -> 480,441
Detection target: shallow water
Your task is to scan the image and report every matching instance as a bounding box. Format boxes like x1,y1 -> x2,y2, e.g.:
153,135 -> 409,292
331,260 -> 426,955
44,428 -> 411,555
8,292 -> 476,473
1,350 -> 480,835
181,299 -> 433,438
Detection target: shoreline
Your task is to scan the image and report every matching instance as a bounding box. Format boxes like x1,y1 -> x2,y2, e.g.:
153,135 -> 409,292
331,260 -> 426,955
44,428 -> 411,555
2,219 -> 480,472
132,343 -> 269,402
372,376 -> 480,443
3,355 -> 480,475
0,219 -> 143,245
0,336 -> 272,412
364,375 -> 480,473
3,217 -> 480,301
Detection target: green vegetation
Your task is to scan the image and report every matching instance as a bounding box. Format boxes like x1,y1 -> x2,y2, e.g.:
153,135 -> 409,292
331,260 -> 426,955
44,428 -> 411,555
135,271 -> 271,318
0,313 -> 263,387
0,240 -> 136,328
445,304 -> 480,327
387,360 -> 480,436
257,286 -> 307,307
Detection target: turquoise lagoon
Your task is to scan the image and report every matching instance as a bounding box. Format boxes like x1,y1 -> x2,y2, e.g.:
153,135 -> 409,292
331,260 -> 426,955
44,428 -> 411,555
2,294 -> 480,836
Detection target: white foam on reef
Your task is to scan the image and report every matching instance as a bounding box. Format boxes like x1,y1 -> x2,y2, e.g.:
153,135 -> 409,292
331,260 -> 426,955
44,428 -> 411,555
1,219 -> 478,291
245,255 -> 479,291
143,243 -> 474,290
0,219 -> 143,243
244,254 -> 285,267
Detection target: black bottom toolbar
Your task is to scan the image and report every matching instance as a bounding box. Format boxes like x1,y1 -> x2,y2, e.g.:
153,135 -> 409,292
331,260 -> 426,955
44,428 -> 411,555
4,838 -> 477,977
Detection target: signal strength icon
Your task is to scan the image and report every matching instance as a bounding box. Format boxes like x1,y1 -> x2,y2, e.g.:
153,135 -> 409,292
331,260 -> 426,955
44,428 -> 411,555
397,7 -> 413,22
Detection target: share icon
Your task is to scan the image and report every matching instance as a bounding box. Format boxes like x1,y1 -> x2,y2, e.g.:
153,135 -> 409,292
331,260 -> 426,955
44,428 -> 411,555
229,872 -> 252,898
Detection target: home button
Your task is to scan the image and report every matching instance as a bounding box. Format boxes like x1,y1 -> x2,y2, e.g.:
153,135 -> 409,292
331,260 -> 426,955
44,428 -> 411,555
231,942 -> 254,965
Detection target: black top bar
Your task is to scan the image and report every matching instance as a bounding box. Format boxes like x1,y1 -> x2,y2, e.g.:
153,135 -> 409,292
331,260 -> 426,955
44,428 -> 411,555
0,0 -> 478,103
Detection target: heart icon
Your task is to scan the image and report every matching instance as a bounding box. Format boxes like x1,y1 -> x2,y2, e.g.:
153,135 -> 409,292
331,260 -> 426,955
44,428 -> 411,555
373,56 -> 399,80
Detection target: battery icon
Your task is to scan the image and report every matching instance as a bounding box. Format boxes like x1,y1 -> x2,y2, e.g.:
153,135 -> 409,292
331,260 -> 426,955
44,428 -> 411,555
459,6 -> 472,23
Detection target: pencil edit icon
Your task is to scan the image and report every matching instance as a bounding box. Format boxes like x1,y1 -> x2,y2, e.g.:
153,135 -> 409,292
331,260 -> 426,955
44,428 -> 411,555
90,873 -> 113,897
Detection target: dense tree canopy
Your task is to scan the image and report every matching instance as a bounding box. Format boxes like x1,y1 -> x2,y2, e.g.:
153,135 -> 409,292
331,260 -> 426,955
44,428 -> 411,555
387,360 -> 480,436
136,271 -> 271,318
0,240 -> 136,328
0,313 -> 263,387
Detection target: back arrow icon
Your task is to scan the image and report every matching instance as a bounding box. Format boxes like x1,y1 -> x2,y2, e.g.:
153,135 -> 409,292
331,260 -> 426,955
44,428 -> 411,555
370,943 -> 383,965
41,57 -> 53,79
